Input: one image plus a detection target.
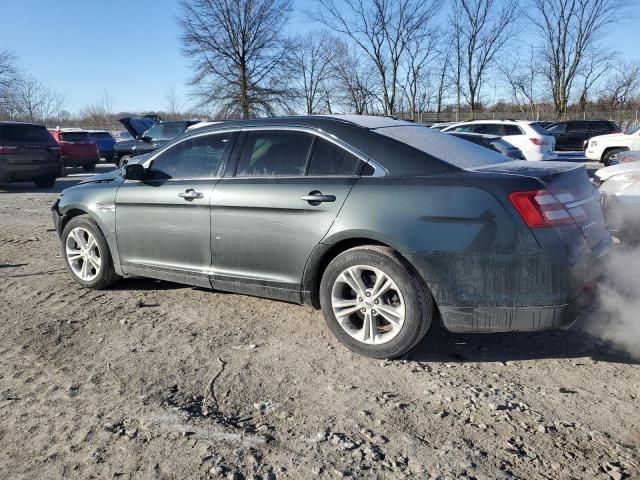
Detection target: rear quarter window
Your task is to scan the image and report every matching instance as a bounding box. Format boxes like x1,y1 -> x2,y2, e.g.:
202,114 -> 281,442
504,125 -> 524,135
0,124 -> 55,143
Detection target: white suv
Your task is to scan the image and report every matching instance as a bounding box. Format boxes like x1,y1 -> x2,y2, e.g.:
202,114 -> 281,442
441,120 -> 556,161
585,125 -> 640,165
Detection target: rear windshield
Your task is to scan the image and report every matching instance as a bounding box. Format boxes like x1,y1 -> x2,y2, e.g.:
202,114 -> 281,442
89,132 -> 113,139
0,124 -> 54,143
60,132 -> 90,142
527,122 -> 550,135
373,125 -> 509,169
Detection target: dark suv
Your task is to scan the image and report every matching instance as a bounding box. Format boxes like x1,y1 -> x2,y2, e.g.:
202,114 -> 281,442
0,122 -> 61,188
113,118 -> 200,167
547,120 -> 621,151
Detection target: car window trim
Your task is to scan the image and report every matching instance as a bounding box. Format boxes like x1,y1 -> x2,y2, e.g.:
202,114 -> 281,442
142,125 -> 387,179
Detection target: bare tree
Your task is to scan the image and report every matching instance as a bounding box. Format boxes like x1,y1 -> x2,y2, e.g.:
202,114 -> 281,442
433,40 -> 455,120
80,90 -> 115,127
451,0 -> 519,116
530,0 -> 626,119
500,47 -> 544,119
292,31 -> 335,114
401,33 -> 437,120
575,50 -> 610,113
331,39 -> 377,114
312,0 -> 439,115
178,0 -> 293,119
164,83 -> 184,119
601,61 -> 640,115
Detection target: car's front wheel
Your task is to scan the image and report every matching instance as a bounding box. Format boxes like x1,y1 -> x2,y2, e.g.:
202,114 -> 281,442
320,246 -> 433,359
61,215 -> 120,289
603,148 -> 625,166
116,155 -> 131,169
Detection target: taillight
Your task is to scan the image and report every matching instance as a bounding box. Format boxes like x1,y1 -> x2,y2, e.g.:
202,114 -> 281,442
508,189 -> 587,227
0,145 -> 18,154
529,138 -> 543,146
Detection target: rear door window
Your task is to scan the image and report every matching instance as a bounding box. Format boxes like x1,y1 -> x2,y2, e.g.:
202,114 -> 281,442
589,122 -> 610,132
0,124 -> 55,143
307,138 -> 361,176
475,124 -> 503,136
567,122 -> 587,133
236,131 -> 313,177
150,133 -> 233,179
60,132 -> 90,142
547,123 -> 565,133
503,125 -> 523,136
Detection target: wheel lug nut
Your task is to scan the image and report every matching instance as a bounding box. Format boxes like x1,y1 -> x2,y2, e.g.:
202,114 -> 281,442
372,310 -> 376,315
361,308 -> 366,313
366,292 -> 371,297
358,297 -> 362,302
374,300 -> 379,305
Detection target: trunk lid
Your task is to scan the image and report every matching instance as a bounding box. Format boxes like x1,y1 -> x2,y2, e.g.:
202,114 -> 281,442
477,160 -> 609,250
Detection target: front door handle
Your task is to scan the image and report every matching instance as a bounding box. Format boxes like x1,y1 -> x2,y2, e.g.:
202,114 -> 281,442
301,191 -> 336,206
178,188 -> 203,200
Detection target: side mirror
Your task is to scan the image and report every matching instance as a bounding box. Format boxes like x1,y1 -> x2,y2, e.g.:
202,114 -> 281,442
122,163 -> 145,180
140,135 -> 152,142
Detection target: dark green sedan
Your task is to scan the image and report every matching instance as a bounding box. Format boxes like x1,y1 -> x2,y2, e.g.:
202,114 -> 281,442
52,116 -> 611,358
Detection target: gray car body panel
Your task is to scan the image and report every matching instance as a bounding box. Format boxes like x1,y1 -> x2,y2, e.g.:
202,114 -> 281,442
53,115 -> 611,333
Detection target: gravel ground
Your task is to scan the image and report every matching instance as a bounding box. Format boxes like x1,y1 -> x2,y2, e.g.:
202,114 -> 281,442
0,163 -> 638,480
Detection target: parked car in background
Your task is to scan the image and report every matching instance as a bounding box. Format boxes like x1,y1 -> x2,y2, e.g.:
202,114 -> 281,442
442,120 -> 556,161
430,122 -> 456,131
595,161 -> 640,245
0,121 -> 61,188
88,130 -> 116,163
52,115 -> 609,359
49,129 -> 100,172
586,125 -> 640,166
113,118 -> 200,167
546,120 -> 620,151
447,132 -> 525,159
610,150 -> 640,164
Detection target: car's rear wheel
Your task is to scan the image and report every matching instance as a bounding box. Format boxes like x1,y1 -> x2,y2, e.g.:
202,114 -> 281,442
61,215 -> 120,289
320,246 -> 433,359
33,176 -> 56,188
82,164 -> 96,172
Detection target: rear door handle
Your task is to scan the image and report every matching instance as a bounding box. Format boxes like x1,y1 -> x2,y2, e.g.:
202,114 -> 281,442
301,191 -> 336,205
178,188 -> 203,200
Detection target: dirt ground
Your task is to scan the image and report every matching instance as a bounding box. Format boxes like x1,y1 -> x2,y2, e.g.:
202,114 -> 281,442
0,164 -> 638,480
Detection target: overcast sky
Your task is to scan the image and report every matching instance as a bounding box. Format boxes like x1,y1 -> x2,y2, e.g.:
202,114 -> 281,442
2,0 -> 637,113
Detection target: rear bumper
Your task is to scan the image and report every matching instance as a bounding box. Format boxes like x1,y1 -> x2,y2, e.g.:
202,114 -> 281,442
0,161 -> 61,181
62,156 -> 99,166
439,295 -> 587,333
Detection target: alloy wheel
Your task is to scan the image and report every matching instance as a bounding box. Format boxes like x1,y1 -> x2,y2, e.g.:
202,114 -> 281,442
65,227 -> 101,281
331,265 -> 405,345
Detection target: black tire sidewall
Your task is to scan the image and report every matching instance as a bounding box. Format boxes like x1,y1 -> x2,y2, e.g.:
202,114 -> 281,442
320,248 -> 431,359
61,216 -> 116,289
34,176 -> 56,188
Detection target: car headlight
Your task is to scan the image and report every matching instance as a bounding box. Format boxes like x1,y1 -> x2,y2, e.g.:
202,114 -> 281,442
591,140 -> 597,147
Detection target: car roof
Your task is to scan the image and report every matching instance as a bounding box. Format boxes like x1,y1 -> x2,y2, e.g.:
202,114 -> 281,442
0,121 -> 45,127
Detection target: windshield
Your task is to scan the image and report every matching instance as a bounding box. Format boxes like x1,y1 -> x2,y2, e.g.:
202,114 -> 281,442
626,125 -> 640,135
60,132 -> 90,142
373,124 -> 509,169
0,124 -> 54,143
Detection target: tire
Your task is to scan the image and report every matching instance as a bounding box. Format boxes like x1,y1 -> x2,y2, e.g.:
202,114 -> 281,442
82,164 -> 96,172
319,246 -> 433,359
61,215 -> 120,289
33,176 -> 56,188
602,148 -> 625,166
116,155 -> 131,168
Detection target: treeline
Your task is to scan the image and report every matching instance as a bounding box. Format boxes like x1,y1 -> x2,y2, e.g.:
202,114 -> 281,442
1,0 -> 638,127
